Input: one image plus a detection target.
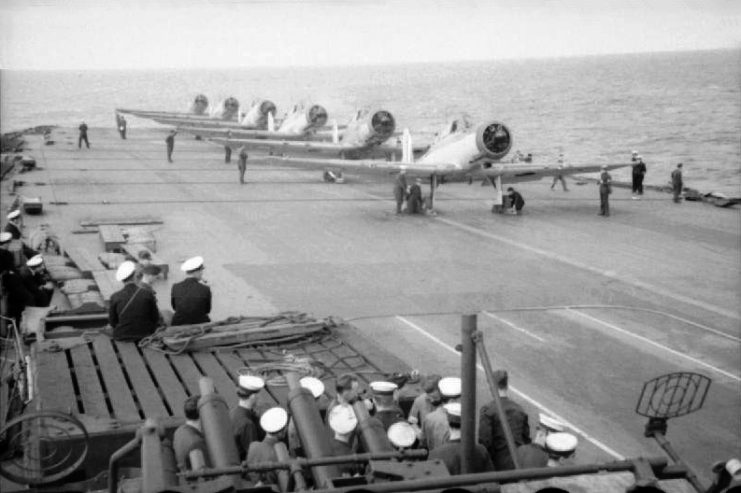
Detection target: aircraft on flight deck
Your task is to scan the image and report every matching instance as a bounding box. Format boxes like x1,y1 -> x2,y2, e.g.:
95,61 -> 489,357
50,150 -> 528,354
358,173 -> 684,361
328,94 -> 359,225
258,117 -> 630,212
208,108 -> 431,177
174,102 -> 330,140
117,94 -> 242,122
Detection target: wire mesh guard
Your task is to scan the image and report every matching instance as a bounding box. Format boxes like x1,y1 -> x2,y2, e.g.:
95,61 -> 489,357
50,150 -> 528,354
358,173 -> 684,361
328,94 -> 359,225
636,372 -> 712,419
0,411 -> 88,485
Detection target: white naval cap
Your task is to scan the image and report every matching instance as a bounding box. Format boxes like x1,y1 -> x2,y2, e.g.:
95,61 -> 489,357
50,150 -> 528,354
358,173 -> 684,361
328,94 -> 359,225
115,261 -> 137,282
259,407 -> 288,434
539,413 -> 565,432
0,232 -> 13,244
632,150 -> 638,155
7,210 -> 20,220
181,256 -> 204,273
369,381 -> 398,395
545,432 -> 578,456
387,421 -> 416,448
437,377 -> 462,398
328,404 -> 357,435
299,376 -> 325,399
601,165 -> 608,169
238,374 -> 265,393
637,155 -> 643,160
26,255 -> 44,267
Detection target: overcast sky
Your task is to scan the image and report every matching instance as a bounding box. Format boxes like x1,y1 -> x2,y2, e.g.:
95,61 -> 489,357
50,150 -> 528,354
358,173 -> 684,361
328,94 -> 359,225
1,0 -> 739,70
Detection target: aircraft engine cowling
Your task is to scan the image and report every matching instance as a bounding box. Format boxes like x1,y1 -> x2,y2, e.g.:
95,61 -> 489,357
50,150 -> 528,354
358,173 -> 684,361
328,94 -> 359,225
367,110 -> 396,145
475,121 -> 512,160
306,104 -> 328,128
190,94 -> 209,115
241,99 -> 277,128
260,100 -> 277,119
210,97 -> 240,120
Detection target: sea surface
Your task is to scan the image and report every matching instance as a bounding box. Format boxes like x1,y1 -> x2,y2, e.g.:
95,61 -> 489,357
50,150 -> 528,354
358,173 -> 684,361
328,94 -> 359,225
1,49 -> 739,194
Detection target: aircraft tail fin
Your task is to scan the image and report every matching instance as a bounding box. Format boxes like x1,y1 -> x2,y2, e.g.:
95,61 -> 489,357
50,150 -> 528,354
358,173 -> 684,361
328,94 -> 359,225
268,112 -> 275,132
332,119 -> 339,144
402,128 -> 413,164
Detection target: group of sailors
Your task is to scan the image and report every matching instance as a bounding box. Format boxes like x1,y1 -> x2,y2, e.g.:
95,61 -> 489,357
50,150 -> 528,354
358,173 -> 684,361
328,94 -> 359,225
0,209 -> 53,329
173,369 -> 579,483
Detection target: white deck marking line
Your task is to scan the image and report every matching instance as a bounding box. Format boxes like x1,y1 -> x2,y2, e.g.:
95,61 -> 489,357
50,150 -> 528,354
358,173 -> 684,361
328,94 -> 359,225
483,311 -> 546,342
395,315 -> 625,460
436,216 -> 740,321
566,308 -> 741,382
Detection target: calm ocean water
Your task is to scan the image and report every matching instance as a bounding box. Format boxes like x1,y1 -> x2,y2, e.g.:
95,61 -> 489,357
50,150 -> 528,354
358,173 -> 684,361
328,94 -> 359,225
1,49 -> 739,194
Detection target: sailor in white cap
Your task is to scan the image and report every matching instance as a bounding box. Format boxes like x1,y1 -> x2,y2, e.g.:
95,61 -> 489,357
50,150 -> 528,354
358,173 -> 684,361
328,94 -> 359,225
0,232 -> 12,246
370,381 -> 405,431
230,374 -> 266,460
420,376 -> 462,451
516,413 -> 567,468
544,431 -> 578,467
631,150 -> 639,162
479,369 -> 531,471
19,254 -> 54,307
288,376 -> 327,456
106,260 -> 160,341
428,402 -> 495,475
246,407 -> 289,485
170,256 -> 211,326
4,210 -> 22,240
599,164 -> 612,217
328,404 -> 362,476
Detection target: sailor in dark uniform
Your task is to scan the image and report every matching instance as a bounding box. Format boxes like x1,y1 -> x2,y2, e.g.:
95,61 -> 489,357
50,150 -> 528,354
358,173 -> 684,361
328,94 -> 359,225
246,407 -> 289,485
393,169 -> 408,214
598,165 -> 612,216
19,255 -> 54,307
108,261 -> 160,341
370,381 -> 405,431
170,256 -> 211,326
173,395 -> 209,471
478,370 -> 531,470
230,375 -> 266,460
78,122 -> 90,148
327,404 -> 362,476
428,403 -> 495,475
5,210 -> 38,260
165,130 -> 176,162
0,233 -> 34,328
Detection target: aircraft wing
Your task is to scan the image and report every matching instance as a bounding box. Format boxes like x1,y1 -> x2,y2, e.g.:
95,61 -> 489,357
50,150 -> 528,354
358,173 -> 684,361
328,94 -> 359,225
479,162 -> 631,182
210,137 -> 356,153
264,155 -> 464,176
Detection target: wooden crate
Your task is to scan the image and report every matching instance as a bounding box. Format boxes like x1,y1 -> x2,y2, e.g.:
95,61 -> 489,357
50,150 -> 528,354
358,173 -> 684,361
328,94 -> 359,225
98,225 -> 125,253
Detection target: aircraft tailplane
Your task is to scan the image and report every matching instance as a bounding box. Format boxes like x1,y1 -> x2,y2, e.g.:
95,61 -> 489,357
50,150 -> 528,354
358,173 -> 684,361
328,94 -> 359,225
402,128 -> 413,164
268,112 -> 275,132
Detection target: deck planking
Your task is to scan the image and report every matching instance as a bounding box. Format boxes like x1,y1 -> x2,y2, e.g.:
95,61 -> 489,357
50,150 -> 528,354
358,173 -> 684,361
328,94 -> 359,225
140,348 -> 189,417
166,353 -> 204,397
34,346 -> 78,413
91,336 -> 140,421
114,342 -> 169,418
69,343 -> 109,417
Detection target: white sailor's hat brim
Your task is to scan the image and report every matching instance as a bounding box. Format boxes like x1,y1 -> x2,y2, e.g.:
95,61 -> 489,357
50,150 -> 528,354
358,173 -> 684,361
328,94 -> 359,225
545,432 -> 578,454
7,210 -> 20,220
370,381 -> 398,394
387,421 -> 416,448
181,256 -> 204,272
328,405 -> 358,434
0,232 -> 11,243
438,377 -> 462,397
115,261 -> 137,282
299,376 -> 325,399
238,374 -> 265,392
27,255 -> 44,267
260,407 -> 288,433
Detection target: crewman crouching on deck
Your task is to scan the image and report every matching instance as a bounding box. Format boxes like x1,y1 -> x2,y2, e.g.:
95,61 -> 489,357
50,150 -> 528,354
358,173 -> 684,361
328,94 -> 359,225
516,413 -> 567,468
231,375 -> 266,460
106,261 -> 160,341
171,256 -> 211,326
247,407 -> 289,485
20,254 -> 55,307
544,432 -> 578,467
173,395 -> 209,471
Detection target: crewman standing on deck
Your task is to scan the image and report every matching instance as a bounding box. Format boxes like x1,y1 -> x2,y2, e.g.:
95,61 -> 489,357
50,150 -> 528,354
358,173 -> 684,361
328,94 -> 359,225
429,403 -> 494,475
116,114 -> 127,139
370,381 -> 405,430
171,256 -> 211,326
394,169 -> 408,214
672,163 -> 684,203
246,407 -> 289,485
420,376 -> 461,451
632,156 -> 647,198
78,121 -> 90,148
238,146 -> 248,184
107,261 -> 160,341
165,130 -> 177,162
598,165 -> 612,217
